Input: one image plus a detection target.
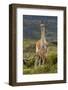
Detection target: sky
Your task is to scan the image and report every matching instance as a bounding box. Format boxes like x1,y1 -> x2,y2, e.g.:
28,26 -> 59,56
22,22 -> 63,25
23,15 -> 57,42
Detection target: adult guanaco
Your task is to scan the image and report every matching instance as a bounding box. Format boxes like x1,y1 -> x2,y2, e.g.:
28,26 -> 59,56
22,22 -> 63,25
35,23 -> 48,67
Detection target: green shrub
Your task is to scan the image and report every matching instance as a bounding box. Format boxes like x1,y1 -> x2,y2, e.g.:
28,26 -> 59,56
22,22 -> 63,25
49,64 -> 57,73
23,68 -> 31,74
47,51 -> 57,65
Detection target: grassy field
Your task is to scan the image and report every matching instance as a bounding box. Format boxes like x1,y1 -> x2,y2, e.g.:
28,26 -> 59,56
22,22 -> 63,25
23,39 -> 57,74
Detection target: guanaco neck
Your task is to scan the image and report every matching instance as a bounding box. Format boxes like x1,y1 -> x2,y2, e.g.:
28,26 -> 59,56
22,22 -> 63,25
40,24 -> 46,43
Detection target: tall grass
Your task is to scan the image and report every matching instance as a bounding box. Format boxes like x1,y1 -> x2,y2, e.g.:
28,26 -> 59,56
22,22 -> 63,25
23,39 -> 57,74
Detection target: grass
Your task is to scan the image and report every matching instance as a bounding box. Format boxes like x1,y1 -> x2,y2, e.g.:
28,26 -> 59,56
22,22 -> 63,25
23,39 -> 57,74
23,64 -> 57,74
